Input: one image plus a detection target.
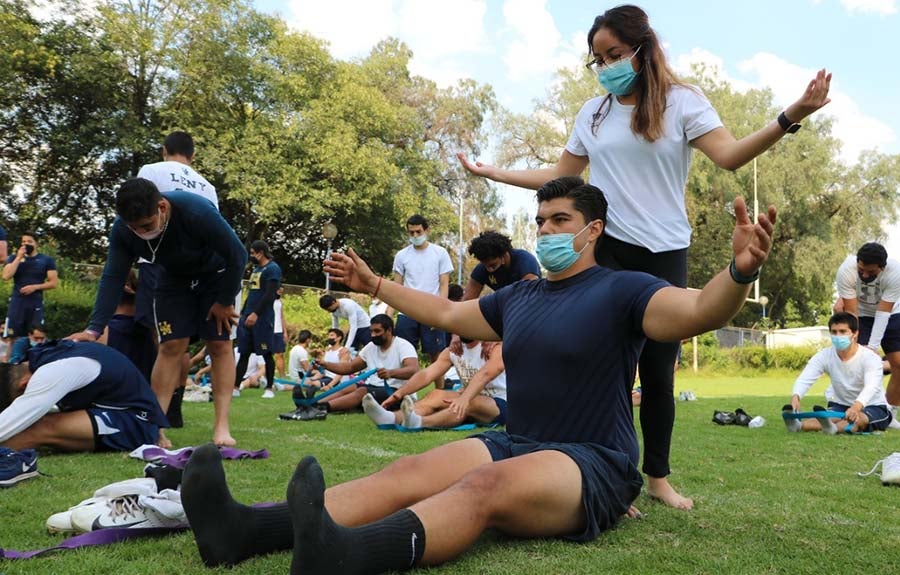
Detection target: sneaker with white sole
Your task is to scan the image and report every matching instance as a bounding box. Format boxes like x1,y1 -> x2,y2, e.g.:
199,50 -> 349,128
262,388 -> 275,399
858,452 -> 900,485
46,497 -> 105,534
70,493 -> 185,531
0,448 -> 38,488
232,388 -> 241,398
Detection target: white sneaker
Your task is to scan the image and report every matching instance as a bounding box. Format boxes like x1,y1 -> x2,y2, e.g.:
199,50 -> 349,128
889,406 -> 900,430
232,388 -> 241,398
262,388 -> 275,399
274,382 -> 286,392
70,493 -> 185,531
46,497 -> 104,534
858,452 -> 900,485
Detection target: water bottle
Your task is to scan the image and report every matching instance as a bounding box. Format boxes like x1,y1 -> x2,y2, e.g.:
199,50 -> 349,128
748,415 -> 766,428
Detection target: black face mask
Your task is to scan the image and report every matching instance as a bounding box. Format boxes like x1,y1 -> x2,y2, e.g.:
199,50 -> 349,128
249,256 -> 259,266
326,338 -> 337,346
859,273 -> 877,284
24,245 -> 34,255
460,336 -> 474,344
371,335 -> 386,346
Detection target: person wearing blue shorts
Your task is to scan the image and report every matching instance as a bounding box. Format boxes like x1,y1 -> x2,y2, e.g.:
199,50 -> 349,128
2,232 -> 58,338
179,176 -> 776,572
0,340 -> 167,452
390,214 -> 453,362
786,311 -> 893,434
235,240 -> 282,399
69,179 -> 246,448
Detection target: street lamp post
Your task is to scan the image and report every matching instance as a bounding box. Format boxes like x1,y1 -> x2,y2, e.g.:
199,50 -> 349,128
322,222 -> 338,292
759,295 -> 769,320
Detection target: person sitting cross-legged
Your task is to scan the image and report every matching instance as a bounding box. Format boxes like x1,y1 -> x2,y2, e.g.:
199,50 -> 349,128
179,176 -> 775,573
362,338 -> 505,429
785,311 -> 893,434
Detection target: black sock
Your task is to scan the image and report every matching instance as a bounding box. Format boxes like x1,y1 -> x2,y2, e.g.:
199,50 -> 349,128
166,386 -> 184,428
182,444 -> 293,567
144,463 -> 183,491
288,456 -> 426,575
264,353 -> 275,389
235,355 -> 250,389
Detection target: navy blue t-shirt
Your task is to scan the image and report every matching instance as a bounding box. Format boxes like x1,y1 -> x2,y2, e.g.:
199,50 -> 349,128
27,340 -> 168,427
478,265 -> 667,465
6,253 -> 56,303
88,191 -> 247,333
243,261 -> 282,320
470,248 -> 541,291
0,225 -> 6,242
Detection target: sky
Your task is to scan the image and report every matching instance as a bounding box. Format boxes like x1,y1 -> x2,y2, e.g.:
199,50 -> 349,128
251,0 -> 900,254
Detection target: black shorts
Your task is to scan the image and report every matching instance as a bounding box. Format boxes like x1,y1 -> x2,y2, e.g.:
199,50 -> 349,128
271,333 -> 286,354
153,269 -> 233,343
395,315 -> 446,354
857,315 -> 900,353
471,431 -> 642,542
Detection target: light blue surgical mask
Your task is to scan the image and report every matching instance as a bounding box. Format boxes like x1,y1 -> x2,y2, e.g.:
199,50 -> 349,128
536,221 -> 596,273
831,335 -> 852,351
409,234 -> 427,247
596,46 -> 641,96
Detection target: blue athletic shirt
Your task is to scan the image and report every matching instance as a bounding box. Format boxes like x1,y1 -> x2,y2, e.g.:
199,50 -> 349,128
87,191 -> 247,334
6,253 -> 57,303
470,248 -> 541,291
478,265 -> 668,465
243,260 -> 282,320
0,224 -> 6,241
27,340 -> 168,427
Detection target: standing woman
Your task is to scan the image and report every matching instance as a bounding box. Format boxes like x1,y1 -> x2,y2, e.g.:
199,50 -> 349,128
459,4 -> 831,509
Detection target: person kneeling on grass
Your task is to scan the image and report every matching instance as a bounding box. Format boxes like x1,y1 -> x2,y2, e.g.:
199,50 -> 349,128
785,311 -> 893,434
362,339 -> 506,429
0,340 -> 168,452
178,177 -> 776,574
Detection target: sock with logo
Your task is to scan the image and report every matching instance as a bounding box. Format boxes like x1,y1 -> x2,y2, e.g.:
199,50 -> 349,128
288,456 -> 426,575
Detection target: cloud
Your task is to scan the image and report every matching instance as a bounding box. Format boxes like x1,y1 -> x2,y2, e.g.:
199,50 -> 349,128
285,0 -> 489,88
840,0 -> 898,15
500,0 -> 583,82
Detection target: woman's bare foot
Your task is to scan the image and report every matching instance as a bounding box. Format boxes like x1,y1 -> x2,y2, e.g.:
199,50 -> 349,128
647,476 -> 693,510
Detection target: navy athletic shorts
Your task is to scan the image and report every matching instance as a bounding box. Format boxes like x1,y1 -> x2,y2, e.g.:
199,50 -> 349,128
395,314 -> 446,355
827,401 -> 893,431
88,408 -> 160,452
4,297 -> 45,338
470,431 -> 642,542
271,332 -> 286,354
857,314 -> 900,353
236,313 -> 275,355
153,269 -> 234,343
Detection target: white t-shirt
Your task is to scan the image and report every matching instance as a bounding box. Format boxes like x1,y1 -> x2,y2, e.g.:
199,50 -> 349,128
323,346 -> 347,380
273,299 -> 284,334
137,161 -> 218,208
331,299 -> 371,346
369,299 -> 388,319
792,346 -> 887,407
287,344 -> 309,382
836,255 -> 900,317
392,243 -> 453,296
450,343 -> 507,400
565,85 -> 723,253
358,336 -> 418,389
234,349 -> 265,380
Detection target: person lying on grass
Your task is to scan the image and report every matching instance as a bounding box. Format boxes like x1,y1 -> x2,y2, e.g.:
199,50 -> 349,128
180,176 -> 776,574
784,311 -> 893,434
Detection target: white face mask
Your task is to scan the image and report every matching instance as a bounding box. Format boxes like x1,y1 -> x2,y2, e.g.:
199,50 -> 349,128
409,234 -> 427,247
133,209 -> 166,240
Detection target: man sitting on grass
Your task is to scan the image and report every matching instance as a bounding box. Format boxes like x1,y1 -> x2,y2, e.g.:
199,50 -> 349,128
178,176 -> 776,573
0,340 -> 167,452
362,339 -> 505,429
785,311 -> 893,434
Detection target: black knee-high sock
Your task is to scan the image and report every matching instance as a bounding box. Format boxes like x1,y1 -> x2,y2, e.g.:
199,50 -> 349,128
234,353 -> 250,389
288,456 -> 426,575
263,352 -> 275,389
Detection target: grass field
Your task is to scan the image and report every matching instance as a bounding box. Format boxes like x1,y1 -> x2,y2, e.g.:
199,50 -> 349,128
1,373 -> 899,575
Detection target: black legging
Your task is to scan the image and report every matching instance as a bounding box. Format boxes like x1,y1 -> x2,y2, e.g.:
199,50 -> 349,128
596,235 -> 687,478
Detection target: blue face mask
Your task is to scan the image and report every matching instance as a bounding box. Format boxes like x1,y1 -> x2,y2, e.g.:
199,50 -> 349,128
409,234 -> 427,247
536,221 -> 596,273
596,46 -> 641,96
831,335 -> 852,351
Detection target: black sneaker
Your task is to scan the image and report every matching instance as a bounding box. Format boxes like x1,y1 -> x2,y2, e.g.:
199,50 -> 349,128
279,406 -> 327,421
734,408 -> 753,427
713,411 -> 736,425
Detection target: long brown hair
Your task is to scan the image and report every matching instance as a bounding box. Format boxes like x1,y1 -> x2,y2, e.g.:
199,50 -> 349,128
588,5 -> 686,142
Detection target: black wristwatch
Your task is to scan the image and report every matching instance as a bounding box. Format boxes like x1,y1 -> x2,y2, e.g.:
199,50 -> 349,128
777,111 -> 801,134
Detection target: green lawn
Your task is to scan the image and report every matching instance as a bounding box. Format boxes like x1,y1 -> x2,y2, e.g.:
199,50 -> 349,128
1,374 -> 899,575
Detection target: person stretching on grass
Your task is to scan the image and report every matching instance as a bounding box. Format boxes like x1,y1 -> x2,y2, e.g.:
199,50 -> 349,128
362,339 -> 506,429
179,176 -> 776,573
784,311 -> 893,434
